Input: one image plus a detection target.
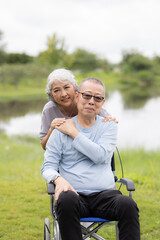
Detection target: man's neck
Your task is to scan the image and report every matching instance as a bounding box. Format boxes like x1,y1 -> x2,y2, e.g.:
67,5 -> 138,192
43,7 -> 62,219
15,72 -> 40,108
77,114 -> 96,128
58,102 -> 78,117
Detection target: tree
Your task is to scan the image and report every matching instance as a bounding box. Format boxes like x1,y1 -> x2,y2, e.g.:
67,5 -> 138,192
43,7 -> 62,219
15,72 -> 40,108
37,33 -> 67,65
71,48 -> 103,72
6,53 -> 33,64
0,31 -> 7,64
120,50 -> 152,72
119,50 -> 157,108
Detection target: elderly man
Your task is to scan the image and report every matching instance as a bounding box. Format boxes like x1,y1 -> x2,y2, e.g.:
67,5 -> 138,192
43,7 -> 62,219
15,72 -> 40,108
41,77 -> 140,240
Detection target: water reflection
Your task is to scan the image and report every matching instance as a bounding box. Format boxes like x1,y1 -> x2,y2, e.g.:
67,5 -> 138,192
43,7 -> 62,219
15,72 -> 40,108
0,91 -> 160,150
0,113 -> 41,136
0,99 -> 47,121
105,91 -> 160,150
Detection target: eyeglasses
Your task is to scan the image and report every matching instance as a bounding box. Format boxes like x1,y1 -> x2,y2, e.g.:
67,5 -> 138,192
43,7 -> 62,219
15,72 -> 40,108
78,92 -> 104,103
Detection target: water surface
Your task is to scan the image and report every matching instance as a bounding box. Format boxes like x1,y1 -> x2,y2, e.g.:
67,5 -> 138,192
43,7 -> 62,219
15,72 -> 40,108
0,91 -> 160,150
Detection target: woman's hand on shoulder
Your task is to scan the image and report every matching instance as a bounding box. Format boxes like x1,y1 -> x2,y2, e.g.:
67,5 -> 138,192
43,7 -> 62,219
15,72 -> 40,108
55,119 -> 79,139
51,118 -> 66,130
103,116 -> 119,123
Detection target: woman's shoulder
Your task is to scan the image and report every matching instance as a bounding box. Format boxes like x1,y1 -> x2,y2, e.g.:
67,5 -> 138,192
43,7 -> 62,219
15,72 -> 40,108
99,107 -> 110,117
43,101 -> 57,111
96,115 -> 117,129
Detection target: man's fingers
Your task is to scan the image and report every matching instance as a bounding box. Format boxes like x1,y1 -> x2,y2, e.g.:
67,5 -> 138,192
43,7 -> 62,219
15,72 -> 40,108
55,192 -> 59,202
70,187 -> 79,196
55,188 -> 62,201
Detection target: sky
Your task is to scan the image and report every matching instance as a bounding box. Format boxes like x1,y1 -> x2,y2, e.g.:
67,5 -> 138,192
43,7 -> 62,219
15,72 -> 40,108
0,0 -> 160,63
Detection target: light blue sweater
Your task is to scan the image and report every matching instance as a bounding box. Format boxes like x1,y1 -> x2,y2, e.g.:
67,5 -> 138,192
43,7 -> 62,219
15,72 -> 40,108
41,115 -> 118,195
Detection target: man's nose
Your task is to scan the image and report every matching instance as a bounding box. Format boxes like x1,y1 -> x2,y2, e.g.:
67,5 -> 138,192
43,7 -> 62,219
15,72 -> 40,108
88,96 -> 95,104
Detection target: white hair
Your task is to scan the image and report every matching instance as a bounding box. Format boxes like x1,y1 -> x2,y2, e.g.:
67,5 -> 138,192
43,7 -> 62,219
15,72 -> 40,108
46,68 -> 78,101
79,77 -> 105,96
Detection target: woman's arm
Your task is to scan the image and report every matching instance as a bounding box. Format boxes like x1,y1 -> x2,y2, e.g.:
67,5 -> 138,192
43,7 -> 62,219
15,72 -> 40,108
41,118 -> 66,150
41,127 -> 54,150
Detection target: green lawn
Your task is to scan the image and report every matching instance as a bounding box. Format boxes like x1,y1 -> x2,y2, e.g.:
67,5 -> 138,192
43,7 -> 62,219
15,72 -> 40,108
0,134 -> 160,240
0,85 -> 46,103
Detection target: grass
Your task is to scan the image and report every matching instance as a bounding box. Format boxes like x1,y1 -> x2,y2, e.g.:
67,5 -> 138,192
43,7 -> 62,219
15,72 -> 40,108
0,134 -> 160,240
0,85 -> 46,103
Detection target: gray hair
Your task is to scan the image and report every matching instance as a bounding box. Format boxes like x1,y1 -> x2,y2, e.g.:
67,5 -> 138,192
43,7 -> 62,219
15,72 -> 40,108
78,77 -> 105,96
46,68 -> 78,101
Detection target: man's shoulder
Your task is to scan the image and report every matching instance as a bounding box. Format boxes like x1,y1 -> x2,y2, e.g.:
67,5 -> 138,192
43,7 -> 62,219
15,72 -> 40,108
96,115 -> 118,129
72,116 -> 77,121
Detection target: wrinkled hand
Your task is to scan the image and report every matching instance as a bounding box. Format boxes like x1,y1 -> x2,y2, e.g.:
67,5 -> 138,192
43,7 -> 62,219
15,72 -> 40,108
54,176 -> 79,202
55,119 -> 79,138
51,118 -> 66,130
103,116 -> 119,123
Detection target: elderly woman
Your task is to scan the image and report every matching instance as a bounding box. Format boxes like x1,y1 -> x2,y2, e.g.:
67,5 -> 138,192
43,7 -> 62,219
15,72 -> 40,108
40,68 -> 117,150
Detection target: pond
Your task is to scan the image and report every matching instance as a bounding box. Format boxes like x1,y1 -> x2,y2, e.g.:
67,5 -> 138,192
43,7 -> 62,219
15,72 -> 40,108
0,91 -> 160,151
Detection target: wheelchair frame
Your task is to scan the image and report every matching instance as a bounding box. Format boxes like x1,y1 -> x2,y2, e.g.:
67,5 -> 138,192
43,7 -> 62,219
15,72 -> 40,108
44,153 -> 135,240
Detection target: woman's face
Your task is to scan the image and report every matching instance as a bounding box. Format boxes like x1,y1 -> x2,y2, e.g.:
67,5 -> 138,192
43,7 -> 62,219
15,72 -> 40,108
51,80 -> 76,107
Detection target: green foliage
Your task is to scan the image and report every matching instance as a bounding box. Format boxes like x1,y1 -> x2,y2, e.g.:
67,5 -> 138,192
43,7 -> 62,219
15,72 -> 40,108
6,53 -> 33,64
0,63 -> 52,88
121,51 -> 152,72
37,33 -> 110,72
0,31 -> 6,51
0,31 -> 33,65
1,27 -> 160,108
37,33 -> 67,66
71,48 -> 99,72
0,31 -> 7,64
71,48 -> 111,72
0,50 -> 7,64
118,51 -> 160,108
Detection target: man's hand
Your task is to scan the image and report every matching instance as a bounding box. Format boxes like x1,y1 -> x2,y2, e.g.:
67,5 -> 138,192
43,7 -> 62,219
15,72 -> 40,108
54,176 -> 79,202
55,119 -> 79,138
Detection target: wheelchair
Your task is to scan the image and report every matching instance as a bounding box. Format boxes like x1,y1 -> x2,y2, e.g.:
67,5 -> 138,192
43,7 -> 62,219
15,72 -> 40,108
43,152 -> 135,240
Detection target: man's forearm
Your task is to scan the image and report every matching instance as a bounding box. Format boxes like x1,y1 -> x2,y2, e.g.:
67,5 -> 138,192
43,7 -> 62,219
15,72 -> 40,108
41,168 -> 60,183
68,128 -> 79,139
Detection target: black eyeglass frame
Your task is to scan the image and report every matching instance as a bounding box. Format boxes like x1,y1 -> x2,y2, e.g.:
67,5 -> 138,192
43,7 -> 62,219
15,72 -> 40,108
78,91 -> 104,103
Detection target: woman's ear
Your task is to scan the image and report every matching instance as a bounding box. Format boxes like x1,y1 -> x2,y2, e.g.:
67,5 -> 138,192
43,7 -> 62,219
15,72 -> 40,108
75,91 -> 79,102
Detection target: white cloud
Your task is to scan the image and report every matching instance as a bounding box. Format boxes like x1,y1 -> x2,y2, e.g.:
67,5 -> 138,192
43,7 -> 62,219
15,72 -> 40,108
0,0 -> 160,62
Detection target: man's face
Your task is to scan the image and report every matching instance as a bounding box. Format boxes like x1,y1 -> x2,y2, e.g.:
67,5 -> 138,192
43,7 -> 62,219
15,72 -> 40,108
76,81 -> 105,118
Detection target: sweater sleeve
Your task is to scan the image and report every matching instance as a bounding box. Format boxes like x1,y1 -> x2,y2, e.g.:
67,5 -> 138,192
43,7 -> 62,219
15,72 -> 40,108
39,110 -> 49,142
72,121 -> 117,164
41,129 -> 61,183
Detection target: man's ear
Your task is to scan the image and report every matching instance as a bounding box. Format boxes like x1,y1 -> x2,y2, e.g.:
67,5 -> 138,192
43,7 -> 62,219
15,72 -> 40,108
101,98 -> 105,107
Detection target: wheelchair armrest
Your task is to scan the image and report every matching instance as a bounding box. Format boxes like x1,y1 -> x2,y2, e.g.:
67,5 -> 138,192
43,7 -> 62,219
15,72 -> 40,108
118,178 -> 135,191
47,182 -> 55,195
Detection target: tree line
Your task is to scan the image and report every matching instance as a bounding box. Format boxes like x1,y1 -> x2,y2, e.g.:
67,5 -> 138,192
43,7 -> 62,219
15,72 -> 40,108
1,30 -> 160,74
0,30 -> 160,108
0,32 -> 110,72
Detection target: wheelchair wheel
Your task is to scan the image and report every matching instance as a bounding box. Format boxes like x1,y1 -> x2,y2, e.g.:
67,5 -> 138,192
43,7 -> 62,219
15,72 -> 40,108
44,218 -> 51,240
53,219 -> 61,240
